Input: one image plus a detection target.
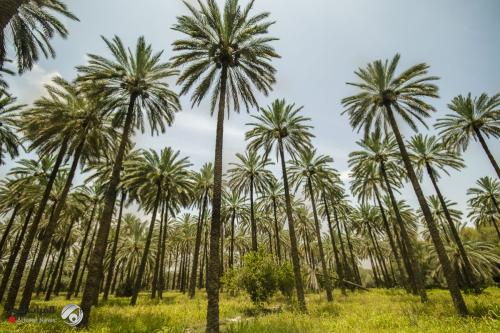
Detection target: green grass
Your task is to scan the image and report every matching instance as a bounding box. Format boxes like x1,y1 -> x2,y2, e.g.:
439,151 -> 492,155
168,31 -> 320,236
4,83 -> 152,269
0,288 -> 498,332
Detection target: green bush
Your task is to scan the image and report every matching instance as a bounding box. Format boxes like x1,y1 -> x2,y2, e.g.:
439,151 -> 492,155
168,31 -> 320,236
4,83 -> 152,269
240,251 -> 278,305
277,262 -> 294,298
221,267 -> 241,296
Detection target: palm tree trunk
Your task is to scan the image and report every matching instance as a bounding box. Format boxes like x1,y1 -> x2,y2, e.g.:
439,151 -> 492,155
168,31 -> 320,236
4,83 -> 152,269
278,138 -> 307,311
206,66 -> 227,333
189,191 -> 208,298
307,179 -> 333,301
158,200 -> 169,298
272,198 -> 282,263
425,163 -> 480,293
79,94 -> 137,326
66,201 -> 97,300
367,248 -> 380,287
379,160 -> 427,300
37,242 -> 53,297
373,186 -> 406,288
323,194 -> 346,295
343,219 -> 362,285
76,220 -> 99,297
3,135 -> 69,313
229,210 -> 236,268
0,204 -> 19,258
103,190 -> 126,301
474,128 -> 500,178
385,104 -> 467,315
219,218 -> 224,278
130,183 -> 162,306
366,224 -> 390,287
20,137 -> 86,311
45,218 -> 76,301
333,207 -> 354,285
151,201 -> 164,299
249,175 -> 257,251
0,207 -> 32,301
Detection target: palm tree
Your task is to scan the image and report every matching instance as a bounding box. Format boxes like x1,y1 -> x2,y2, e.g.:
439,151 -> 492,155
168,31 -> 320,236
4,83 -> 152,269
0,93 -> 24,165
408,134 -> 479,292
223,189 -> 248,268
435,93 -> 500,178
246,99 -> 313,311
228,149 -> 273,251
348,131 -> 427,299
17,77 -> 117,311
259,177 -> 285,263
288,149 -> 335,301
171,1 -> 278,330
341,54 -> 467,315
0,0 -> 78,72
123,148 -> 192,305
467,176 -> 500,239
76,36 -> 180,327
188,163 -> 213,298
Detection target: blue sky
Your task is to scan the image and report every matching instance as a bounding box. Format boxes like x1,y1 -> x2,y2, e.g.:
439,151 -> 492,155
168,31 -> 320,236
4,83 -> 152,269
3,0 -> 499,221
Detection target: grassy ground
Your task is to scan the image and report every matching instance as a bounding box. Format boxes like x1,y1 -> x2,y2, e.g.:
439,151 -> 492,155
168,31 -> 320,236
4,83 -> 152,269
0,288 -> 498,332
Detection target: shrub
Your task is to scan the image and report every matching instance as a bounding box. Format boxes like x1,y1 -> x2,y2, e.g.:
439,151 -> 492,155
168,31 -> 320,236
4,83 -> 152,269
240,251 -> 278,305
221,267 -> 241,296
277,262 -> 294,298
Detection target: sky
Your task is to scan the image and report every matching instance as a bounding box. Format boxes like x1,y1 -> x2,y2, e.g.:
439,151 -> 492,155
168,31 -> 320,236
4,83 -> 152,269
3,0 -> 500,223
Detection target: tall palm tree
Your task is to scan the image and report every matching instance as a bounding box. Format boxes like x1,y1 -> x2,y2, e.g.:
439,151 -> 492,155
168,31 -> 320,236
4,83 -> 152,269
467,176 -> 500,239
259,177 -> 285,263
246,99 -> 313,311
16,77 -> 117,311
228,149 -> 273,251
348,131 -> 427,299
0,93 -> 24,165
0,0 -> 78,72
188,163 -> 213,298
288,149 -> 335,302
342,53 -> 467,315
76,36 -> 180,327
435,93 -> 500,178
123,148 -> 192,305
171,1 -> 278,330
222,189 -> 247,268
408,134 -> 479,292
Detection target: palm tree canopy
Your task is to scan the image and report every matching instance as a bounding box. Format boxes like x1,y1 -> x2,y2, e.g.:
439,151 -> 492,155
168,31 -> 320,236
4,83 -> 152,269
77,35 -> 181,135
171,0 -> 279,113
435,93 -> 500,152
0,93 -> 24,164
246,99 -> 314,160
228,149 -> 274,195
408,134 -> 465,179
341,53 -> 439,136
288,149 -> 337,196
0,0 -> 79,73
123,147 -> 193,212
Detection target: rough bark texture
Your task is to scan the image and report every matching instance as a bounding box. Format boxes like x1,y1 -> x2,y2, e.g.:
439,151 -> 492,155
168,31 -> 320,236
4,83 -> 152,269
323,194 -> 346,295
206,66 -> 227,333
380,161 -> 427,300
307,179 -> 333,301
0,207 -> 32,301
66,202 -> 97,300
250,175 -> 257,251
189,191 -> 208,298
272,198 -> 282,263
426,163 -> 480,293
103,191 -> 126,301
78,94 -> 137,327
130,184 -> 161,305
0,204 -> 19,258
3,136 -> 69,313
20,138 -> 86,311
385,104 -> 467,315
278,139 -> 307,311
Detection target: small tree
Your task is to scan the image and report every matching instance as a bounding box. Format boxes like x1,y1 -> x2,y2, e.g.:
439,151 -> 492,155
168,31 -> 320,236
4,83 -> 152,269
240,251 -> 278,305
